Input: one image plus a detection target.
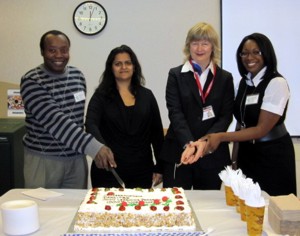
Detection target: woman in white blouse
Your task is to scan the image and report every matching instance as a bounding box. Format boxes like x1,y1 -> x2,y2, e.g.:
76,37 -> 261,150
183,33 -> 297,196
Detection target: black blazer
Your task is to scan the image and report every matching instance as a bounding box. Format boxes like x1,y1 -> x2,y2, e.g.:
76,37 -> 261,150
160,64 -> 234,168
85,86 -> 164,172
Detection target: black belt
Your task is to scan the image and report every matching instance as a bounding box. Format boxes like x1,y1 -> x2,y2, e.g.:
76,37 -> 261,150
254,123 -> 287,142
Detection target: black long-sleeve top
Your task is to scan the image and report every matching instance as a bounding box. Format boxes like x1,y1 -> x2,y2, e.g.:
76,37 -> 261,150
85,86 -> 164,172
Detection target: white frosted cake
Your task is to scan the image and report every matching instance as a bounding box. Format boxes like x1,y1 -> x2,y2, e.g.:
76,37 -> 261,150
74,187 -> 196,232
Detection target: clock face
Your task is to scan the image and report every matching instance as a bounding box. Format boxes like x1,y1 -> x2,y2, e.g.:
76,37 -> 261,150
73,1 -> 107,35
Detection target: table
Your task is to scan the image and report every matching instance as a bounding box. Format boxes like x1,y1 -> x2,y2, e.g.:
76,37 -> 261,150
0,189 -> 280,236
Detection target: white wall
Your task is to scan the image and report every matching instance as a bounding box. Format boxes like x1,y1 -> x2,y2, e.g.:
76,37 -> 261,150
0,0 -> 220,128
294,139 -> 300,197
222,0 -> 300,136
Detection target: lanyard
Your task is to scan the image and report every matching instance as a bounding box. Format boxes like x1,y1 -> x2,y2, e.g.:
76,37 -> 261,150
190,60 -> 216,104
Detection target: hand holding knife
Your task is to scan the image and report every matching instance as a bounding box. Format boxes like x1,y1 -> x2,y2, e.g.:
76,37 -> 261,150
95,146 -> 116,169
180,139 -> 208,165
109,167 -> 125,189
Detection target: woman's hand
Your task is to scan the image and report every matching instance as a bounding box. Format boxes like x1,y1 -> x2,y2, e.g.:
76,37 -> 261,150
180,140 -> 207,164
181,133 -> 222,164
200,133 -> 222,156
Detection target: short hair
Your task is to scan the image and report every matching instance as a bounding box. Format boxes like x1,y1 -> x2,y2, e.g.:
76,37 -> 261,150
183,22 -> 221,65
97,45 -> 145,97
236,33 -> 280,79
40,30 -> 71,52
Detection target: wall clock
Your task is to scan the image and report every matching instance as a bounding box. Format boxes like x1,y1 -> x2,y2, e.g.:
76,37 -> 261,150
73,1 -> 108,35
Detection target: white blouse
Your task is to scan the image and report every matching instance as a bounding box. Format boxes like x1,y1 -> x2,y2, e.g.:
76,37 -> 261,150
244,67 -> 290,116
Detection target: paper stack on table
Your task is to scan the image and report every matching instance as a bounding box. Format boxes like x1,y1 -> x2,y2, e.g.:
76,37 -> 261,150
22,188 -> 64,201
268,194 -> 300,235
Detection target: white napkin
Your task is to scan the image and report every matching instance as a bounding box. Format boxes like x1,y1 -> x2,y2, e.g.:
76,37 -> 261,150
238,177 -> 253,200
244,182 -> 265,207
219,165 -> 244,187
218,165 -> 233,186
230,169 -> 245,196
22,188 -> 64,201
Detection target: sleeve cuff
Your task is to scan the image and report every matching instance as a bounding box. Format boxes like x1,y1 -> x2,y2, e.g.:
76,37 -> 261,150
183,141 -> 193,149
85,138 -> 104,159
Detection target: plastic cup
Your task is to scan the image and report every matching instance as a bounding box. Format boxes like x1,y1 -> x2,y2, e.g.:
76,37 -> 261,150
246,204 -> 265,236
224,185 -> 236,206
235,194 -> 240,213
239,198 -> 247,221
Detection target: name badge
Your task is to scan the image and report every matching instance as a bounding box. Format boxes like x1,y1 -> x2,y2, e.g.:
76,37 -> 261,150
74,91 -> 85,102
202,105 -> 215,121
245,94 -> 259,105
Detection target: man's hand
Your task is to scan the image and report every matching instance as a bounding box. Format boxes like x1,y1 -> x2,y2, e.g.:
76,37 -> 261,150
94,146 -> 116,170
152,173 -> 163,187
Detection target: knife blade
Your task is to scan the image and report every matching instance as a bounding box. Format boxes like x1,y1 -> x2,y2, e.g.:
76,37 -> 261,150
109,167 -> 125,188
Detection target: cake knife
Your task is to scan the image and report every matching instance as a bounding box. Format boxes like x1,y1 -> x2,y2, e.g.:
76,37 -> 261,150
109,167 -> 125,188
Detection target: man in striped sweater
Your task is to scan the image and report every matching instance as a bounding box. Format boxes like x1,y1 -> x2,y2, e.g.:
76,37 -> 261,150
20,30 -> 115,189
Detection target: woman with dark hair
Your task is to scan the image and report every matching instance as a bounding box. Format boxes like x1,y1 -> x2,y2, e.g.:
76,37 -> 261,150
86,45 -> 164,188
184,33 -> 297,196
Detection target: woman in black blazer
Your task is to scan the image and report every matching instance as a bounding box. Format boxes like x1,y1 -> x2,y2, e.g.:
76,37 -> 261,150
86,45 -> 164,188
161,22 -> 234,190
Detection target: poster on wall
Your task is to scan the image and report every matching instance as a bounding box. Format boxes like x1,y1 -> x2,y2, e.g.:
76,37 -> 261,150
7,89 -> 25,117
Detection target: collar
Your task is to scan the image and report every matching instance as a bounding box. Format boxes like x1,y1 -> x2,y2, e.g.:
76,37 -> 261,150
245,66 -> 267,87
40,64 -> 68,77
181,60 -> 215,76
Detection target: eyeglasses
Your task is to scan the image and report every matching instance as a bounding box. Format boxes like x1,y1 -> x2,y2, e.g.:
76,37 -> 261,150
239,50 -> 262,58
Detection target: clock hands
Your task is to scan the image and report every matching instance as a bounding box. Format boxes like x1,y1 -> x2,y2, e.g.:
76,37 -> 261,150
89,7 -> 95,21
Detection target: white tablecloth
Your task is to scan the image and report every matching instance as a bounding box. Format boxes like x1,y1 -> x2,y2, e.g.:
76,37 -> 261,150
0,189 -> 281,236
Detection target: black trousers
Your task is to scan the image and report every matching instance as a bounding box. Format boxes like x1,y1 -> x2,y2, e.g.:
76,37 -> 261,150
162,161 -> 222,190
238,134 -> 297,196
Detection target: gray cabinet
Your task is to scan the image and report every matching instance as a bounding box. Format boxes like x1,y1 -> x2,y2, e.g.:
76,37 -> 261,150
0,119 -> 26,195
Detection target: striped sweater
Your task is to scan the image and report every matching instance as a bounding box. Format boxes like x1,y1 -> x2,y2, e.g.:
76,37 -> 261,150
20,64 -> 103,159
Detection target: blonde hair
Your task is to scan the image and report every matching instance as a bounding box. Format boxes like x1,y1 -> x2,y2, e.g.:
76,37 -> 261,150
183,22 -> 221,65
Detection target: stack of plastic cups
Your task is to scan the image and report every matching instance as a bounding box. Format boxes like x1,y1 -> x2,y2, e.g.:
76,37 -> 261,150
244,183 -> 266,235
238,178 -> 253,222
219,166 -> 237,207
219,166 -> 266,235
231,178 -> 240,212
233,171 -> 249,215
224,184 -> 236,206
219,166 -> 249,216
